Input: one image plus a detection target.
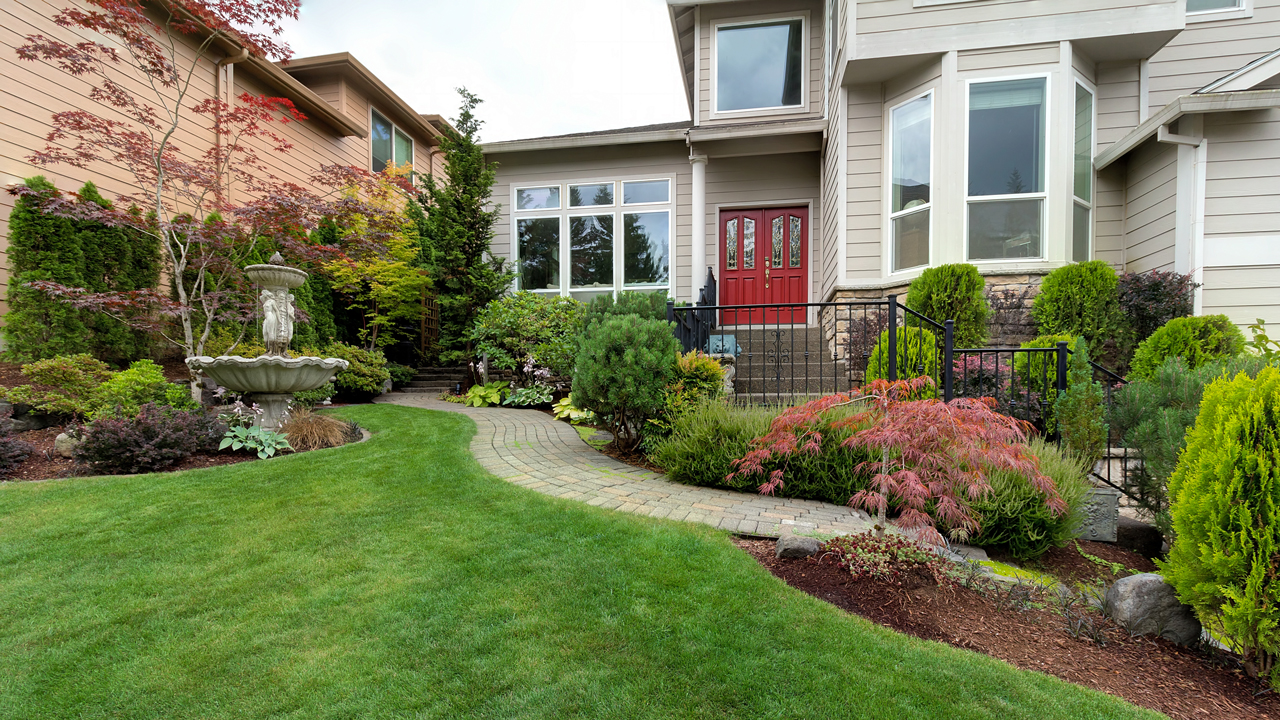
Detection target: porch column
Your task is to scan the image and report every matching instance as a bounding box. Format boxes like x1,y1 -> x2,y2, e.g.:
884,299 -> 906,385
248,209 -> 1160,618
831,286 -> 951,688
690,152 -> 708,302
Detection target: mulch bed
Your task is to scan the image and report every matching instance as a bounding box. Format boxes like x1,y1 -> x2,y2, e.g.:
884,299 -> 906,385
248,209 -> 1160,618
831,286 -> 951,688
1012,540 -> 1159,586
734,537 -> 1277,720
3,425 -> 259,483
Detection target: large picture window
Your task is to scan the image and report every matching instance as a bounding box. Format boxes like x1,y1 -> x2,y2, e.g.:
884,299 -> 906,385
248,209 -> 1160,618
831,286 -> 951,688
967,77 -> 1047,260
1072,82 -> 1095,263
715,18 -> 804,113
371,108 -> 413,173
513,179 -> 672,298
889,93 -> 931,272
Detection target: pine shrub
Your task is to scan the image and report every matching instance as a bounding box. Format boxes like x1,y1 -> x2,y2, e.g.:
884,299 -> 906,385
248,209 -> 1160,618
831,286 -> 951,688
1130,314 -> 1245,381
968,439 -> 1091,561
572,314 -> 679,450
904,263 -> 991,348
1054,338 -> 1108,466
1161,367 -> 1280,684
1031,261 -> 1122,349
76,404 -> 225,474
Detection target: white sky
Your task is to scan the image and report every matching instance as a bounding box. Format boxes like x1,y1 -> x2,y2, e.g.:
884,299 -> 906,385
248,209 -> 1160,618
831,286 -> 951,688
279,0 -> 691,143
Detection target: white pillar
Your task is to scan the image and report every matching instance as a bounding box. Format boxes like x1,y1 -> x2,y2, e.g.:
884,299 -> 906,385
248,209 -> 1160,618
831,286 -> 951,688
690,153 -> 708,301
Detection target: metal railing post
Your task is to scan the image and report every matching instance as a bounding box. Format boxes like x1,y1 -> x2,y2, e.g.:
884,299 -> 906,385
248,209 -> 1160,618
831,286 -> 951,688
666,299 -> 675,323
1056,341 -> 1069,395
886,294 -> 898,382
943,319 -> 954,402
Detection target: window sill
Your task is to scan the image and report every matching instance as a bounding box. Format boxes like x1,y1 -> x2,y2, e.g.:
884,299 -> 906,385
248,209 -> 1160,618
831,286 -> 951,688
708,104 -> 811,123
912,0 -> 997,7
1187,6 -> 1252,22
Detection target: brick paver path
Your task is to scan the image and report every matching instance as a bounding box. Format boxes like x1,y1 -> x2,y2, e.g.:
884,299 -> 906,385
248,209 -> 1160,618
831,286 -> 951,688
378,394 -> 876,537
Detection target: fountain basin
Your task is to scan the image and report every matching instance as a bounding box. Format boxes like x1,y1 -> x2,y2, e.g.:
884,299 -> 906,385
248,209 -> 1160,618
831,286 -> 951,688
186,355 -> 349,430
244,263 -> 308,290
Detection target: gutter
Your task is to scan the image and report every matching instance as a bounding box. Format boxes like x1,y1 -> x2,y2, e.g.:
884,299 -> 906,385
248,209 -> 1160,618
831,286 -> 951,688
483,127 -> 690,154
1096,89 -> 1280,169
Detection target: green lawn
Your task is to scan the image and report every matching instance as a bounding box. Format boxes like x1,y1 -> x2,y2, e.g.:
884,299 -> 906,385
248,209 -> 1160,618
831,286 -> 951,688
0,405 -> 1160,719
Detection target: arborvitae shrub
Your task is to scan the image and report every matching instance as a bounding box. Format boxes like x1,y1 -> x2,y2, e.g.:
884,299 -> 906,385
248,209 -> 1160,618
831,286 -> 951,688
1161,367 -> 1280,685
1013,333 -> 1076,389
4,177 -> 89,361
291,273 -> 337,351
572,314 -> 679,450
864,326 -> 940,392
904,263 -> 990,348
1129,314 -> 1245,380
968,438 -> 1090,561
1031,261 -> 1122,349
1054,338 -> 1108,466
76,182 -> 158,364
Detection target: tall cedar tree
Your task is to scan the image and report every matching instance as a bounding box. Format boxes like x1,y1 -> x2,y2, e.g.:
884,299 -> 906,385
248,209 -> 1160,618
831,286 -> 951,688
418,89 -> 513,365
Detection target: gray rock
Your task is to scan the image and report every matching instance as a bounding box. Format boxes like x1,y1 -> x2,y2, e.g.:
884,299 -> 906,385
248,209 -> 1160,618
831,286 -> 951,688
1115,516 -> 1164,560
53,432 -> 81,459
775,534 -> 823,558
1105,572 -> 1202,645
381,378 -> 393,394
949,543 -> 989,562
4,401 -> 61,433
1075,487 -> 1121,543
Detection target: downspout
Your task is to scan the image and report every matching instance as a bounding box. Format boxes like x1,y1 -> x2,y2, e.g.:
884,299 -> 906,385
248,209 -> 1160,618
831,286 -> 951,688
1157,118 -> 1207,314
215,47 -> 250,205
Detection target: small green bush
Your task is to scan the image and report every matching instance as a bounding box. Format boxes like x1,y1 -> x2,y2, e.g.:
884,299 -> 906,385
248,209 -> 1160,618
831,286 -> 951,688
201,326 -> 267,358
1054,338 -> 1108,466
386,362 -> 417,387
1013,333 -> 1075,389
0,354 -> 114,418
905,263 -> 991,348
572,314 -> 679,450
89,359 -> 195,421
1129,314 -> 1245,381
293,383 -> 336,408
324,342 -> 391,398
864,326 -> 940,391
644,351 -> 725,446
969,439 -> 1091,561
471,291 -> 586,381
584,290 -> 669,324
1161,367 -> 1280,685
1031,261 -> 1123,349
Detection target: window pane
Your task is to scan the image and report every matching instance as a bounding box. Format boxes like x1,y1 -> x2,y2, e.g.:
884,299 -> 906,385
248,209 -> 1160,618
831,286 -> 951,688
622,180 -> 669,204
892,95 -> 931,213
967,199 -> 1042,260
624,212 -> 669,286
771,216 -> 784,268
517,218 -> 560,290
371,109 -> 393,173
743,218 -> 756,269
789,215 -> 802,268
893,209 -> 929,272
1188,0 -> 1240,10
968,78 -> 1046,197
570,214 -> 614,288
1073,203 -> 1091,262
394,128 -> 413,169
569,183 -> 614,207
716,20 -> 804,112
1074,84 -> 1093,201
517,187 -> 560,210
726,218 -> 738,270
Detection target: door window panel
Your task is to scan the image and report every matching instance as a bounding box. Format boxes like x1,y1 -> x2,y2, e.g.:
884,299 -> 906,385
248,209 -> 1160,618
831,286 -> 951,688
517,218 -> 560,290
726,219 -> 738,270
716,20 -> 804,112
623,212 -> 670,286
789,215 -> 802,268
772,216 -> 784,267
743,218 -> 756,269
570,214 -> 614,288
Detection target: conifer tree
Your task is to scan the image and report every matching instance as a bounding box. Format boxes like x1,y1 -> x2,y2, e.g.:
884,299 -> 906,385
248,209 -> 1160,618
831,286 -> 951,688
417,88 -> 513,365
76,182 -> 159,363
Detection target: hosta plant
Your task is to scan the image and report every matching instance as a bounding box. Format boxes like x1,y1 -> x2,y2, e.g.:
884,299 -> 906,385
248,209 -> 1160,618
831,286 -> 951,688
552,397 -> 594,423
220,426 -> 292,459
503,384 -> 553,407
464,381 -> 509,407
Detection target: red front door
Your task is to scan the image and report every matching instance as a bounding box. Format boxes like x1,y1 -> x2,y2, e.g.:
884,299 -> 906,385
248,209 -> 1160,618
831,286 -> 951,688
719,207 -> 808,324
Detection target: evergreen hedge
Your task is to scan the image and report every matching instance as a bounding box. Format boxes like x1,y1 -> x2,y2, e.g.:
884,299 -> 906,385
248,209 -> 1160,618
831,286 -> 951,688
1129,314 -> 1245,381
1031,260 -> 1123,350
904,263 -> 990,348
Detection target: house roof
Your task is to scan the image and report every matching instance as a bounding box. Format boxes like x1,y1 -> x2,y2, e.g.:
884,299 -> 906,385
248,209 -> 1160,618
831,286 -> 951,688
1096,89 -> 1280,170
1196,48 -> 1280,94
482,122 -> 694,154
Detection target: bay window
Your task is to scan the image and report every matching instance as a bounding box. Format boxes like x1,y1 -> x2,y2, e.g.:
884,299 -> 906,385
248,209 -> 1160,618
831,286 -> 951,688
967,77 -> 1047,260
889,93 -> 932,272
715,18 -> 805,113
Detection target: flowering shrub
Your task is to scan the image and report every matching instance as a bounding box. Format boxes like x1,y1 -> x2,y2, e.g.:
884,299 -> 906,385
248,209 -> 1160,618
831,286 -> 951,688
825,533 -> 948,585
76,404 -> 225,474
471,291 -> 585,381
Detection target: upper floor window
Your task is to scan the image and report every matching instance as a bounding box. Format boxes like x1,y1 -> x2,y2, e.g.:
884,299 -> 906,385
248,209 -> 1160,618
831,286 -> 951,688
371,108 -> 413,173
967,77 -> 1047,261
1188,0 -> 1241,11
890,93 -> 931,273
715,18 -> 804,113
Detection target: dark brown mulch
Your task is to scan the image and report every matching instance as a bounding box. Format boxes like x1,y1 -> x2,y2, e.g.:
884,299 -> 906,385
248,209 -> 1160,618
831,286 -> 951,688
597,441 -> 666,474
1021,540 -> 1160,586
733,537 -> 1277,720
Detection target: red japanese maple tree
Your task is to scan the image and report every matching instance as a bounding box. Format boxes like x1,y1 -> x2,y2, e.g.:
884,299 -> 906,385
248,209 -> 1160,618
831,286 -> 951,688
731,377 -> 1066,543
13,0 -> 410,395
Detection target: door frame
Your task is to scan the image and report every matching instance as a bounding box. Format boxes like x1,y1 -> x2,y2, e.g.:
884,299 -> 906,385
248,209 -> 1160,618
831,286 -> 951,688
712,199 -> 815,326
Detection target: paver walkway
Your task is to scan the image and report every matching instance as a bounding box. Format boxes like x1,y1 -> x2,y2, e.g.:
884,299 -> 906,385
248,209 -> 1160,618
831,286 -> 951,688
378,393 -> 876,538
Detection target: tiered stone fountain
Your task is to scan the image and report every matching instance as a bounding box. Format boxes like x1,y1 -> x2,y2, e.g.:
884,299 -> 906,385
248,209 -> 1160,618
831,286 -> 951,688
186,254 -> 348,430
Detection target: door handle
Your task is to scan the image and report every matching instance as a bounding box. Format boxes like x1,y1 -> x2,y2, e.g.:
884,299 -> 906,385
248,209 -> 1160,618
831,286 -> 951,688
764,266 -> 769,289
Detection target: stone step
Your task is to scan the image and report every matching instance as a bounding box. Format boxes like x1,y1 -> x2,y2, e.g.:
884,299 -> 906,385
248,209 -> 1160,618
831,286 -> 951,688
406,379 -> 463,388
733,374 -> 851,395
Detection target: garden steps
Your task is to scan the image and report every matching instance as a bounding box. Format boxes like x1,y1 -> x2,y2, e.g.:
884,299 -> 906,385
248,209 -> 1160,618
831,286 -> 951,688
401,367 -> 470,394
725,325 -> 853,400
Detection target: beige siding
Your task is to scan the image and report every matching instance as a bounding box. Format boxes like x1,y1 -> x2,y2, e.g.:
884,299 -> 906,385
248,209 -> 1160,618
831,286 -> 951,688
1094,164 -> 1125,269
1123,138 -> 1178,272
1202,265 -> 1280,326
697,0 -> 824,126
1096,61 -> 1141,150
1071,45 -> 1097,85
1147,0 -> 1280,113
846,85 -> 883,279
857,0 -> 1164,39
1204,108 -> 1280,238
487,143 -> 692,297
821,91 -> 847,300
957,43 -> 1059,73
885,58 -> 942,105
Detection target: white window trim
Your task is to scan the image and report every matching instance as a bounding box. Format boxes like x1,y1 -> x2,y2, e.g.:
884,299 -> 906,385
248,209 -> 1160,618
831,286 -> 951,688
567,182 -> 617,209
621,178 -> 673,207
885,89 -> 935,276
512,184 -> 562,212
369,107 -> 413,172
963,72 -> 1052,264
1073,77 -> 1097,262
710,12 -> 810,119
512,214 -> 564,294
1187,0 -> 1252,23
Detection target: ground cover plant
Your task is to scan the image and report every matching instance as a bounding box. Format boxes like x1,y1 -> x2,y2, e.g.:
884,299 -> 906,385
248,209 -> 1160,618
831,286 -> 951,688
0,404 -> 1158,719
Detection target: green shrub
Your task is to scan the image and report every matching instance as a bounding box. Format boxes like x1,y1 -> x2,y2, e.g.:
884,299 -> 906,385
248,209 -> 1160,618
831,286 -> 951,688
0,354 -> 114,418
293,383 -> 336,408
583,290 -> 669,324
1031,261 -> 1122,349
290,273 -> 337,351
969,439 -> 1091,561
1109,354 -> 1273,532
201,326 -> 267,358
865,327 -> 940,393
650,400 -> 875,505
1054,338 -> 1108,466
89,359 -> 194,421
572,315 -> 679,450
1160,367 -> 1280,685
324,342 -> 391,397
1129,314 -> 1245,381
471,291 -> 586,381
1013,333 -> 1075,389
905,263 -> 990,348
386,362 -> 417,387
644,351 -> 726,446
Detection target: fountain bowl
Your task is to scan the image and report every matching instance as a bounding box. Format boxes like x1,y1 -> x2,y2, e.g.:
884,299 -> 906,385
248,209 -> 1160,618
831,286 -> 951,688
245,263 -> 308,290
186,355 -> 349,430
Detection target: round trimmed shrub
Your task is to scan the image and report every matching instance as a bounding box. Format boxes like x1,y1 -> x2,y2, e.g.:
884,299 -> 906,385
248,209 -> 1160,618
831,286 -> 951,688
1031,260 -> 1122,348
572,314 -> 679,451
1129,314 -> 1245,380
905,263 -> 990,348
864,326 -> 940,392
584,289 -> 669,324
324,342 -> 391,399
1161,366 -> 1280,684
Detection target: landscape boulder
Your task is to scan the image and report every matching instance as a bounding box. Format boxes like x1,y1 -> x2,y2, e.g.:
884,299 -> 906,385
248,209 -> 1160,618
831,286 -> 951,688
775,534 -> 823,559
53,432 -> 81,459
1115,516 -> 1164,559
0,401 -> 60,433
1105,572 -> 1201,645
